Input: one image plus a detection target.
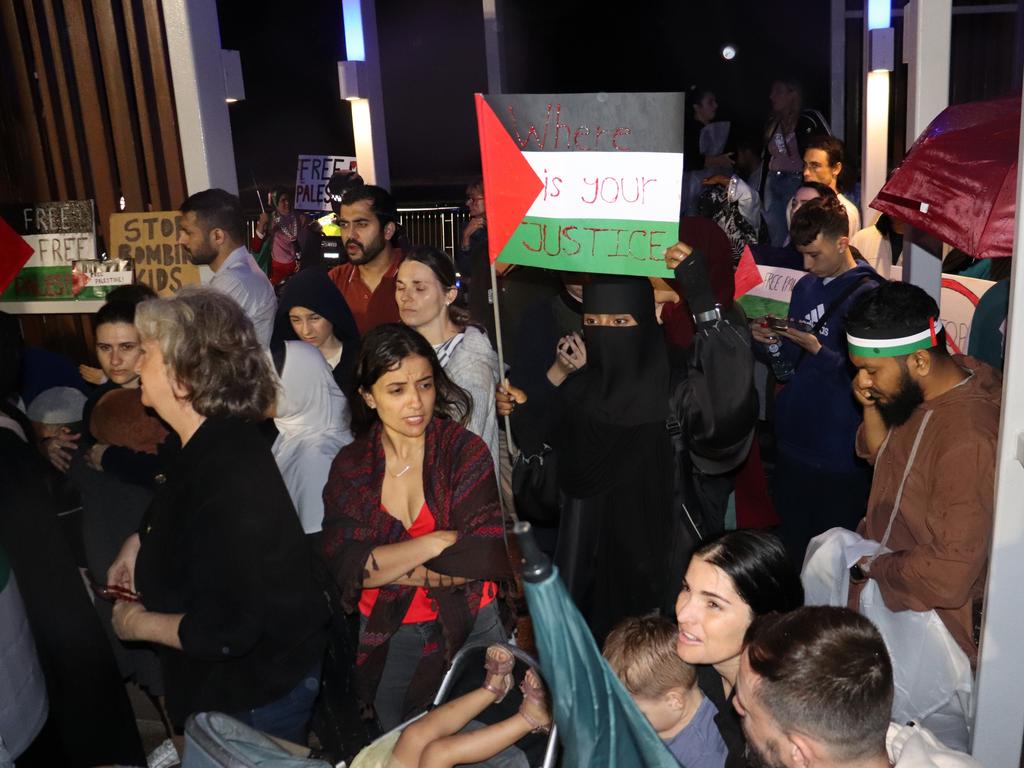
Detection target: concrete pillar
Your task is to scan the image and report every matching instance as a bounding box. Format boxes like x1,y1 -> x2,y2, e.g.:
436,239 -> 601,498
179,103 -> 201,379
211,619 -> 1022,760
830,0 -> 846,140
161,0 -> 238,194
901,0 -> 951,301
860,0 -> 893,230
341,0 -> 390,188
971,89 -> 1024,767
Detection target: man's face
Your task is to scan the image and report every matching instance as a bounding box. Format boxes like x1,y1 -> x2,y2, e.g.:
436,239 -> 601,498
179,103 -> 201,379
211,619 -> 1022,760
796,232 -> 849,278
339,200 -> 388,266
177,211 -> 218,266
851,354 -> 925,427
803,149 -> 839,189
734,653 -> 793,768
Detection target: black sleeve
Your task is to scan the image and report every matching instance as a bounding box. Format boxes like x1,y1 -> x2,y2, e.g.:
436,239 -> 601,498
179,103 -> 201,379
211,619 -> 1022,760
675,310 -> 758,474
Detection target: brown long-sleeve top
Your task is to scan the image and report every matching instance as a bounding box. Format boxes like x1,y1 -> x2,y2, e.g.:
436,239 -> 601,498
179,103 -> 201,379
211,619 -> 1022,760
853,356 -> 1001,665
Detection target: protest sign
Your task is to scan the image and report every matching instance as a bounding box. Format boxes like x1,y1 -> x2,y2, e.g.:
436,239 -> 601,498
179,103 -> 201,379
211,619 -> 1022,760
109,212 -> 200,296
0,201 -> 105,303
476,93 -> 684,278
294,155 -> 358,212
737,262 -> 996,355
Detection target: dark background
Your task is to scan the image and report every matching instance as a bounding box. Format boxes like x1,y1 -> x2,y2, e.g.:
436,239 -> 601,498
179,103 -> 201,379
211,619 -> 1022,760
216,0 -> 1021,209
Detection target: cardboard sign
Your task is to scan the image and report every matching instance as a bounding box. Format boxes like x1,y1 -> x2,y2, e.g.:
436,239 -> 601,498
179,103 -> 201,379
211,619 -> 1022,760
108,212 -> 200,297
0,201 -> 106,302
475,93 -> 685,278
294,155 -> 358,212
737,263 -> 996,355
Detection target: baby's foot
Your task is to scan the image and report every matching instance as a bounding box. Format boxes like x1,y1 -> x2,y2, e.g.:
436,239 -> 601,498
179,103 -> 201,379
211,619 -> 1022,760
518,668 -> 551,733
481,644 -> 515,703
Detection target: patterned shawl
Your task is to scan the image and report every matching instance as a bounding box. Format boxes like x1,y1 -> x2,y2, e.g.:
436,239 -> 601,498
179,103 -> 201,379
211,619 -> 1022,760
321,417 -> 514,719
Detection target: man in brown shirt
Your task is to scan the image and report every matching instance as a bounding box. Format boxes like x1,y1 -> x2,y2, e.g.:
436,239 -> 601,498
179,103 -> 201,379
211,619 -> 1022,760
328,185 -> 403,335
845,281 -> 1000,665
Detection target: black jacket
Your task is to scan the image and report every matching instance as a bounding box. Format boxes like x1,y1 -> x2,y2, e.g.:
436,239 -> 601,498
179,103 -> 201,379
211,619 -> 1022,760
135,417 -> 328,726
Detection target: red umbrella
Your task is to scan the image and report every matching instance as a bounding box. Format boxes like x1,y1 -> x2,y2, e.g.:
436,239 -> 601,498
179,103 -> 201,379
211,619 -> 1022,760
872,96 -> 1020,258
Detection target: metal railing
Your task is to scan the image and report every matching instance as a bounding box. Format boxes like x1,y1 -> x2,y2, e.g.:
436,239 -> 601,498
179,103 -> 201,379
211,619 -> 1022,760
246,206 -> 470,260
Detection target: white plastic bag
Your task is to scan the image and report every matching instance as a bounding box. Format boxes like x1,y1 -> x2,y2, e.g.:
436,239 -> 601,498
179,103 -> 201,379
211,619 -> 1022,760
803,528 -> 973,751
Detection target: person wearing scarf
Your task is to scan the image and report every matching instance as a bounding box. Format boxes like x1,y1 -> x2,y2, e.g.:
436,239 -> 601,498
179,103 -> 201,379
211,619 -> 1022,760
273,267 -> 362,397
321,324 -> 514,730
253,187 -> 312,285
271,340 -> 353,535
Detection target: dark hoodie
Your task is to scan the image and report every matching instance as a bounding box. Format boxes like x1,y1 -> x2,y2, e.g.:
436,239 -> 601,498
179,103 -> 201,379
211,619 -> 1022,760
769,261 -> 882,471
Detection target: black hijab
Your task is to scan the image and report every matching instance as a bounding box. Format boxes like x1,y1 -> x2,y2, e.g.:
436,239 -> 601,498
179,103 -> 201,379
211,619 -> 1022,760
557,275 -> 672,499
565,275 -> 669,427
273,269 -> 361,396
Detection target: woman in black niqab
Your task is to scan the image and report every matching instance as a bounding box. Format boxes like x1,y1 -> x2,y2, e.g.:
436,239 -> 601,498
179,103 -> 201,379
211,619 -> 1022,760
554,275 -> 686,644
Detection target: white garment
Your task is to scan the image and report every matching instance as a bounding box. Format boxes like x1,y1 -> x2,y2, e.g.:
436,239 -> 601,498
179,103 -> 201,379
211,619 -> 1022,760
272,341 -> 353,533
442,326 -> 501,475
850,224 -> 893,280
838,193 -> 861,238
210,246 -> 277,347
887,723 -> 981,767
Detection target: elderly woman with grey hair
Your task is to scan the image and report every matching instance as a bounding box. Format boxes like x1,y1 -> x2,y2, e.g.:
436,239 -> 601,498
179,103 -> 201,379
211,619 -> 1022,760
107,288 -> 328,743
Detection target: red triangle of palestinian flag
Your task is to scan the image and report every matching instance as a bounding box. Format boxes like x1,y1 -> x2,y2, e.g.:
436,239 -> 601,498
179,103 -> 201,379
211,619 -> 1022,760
475,94 -> 544,263
0,215 -> 35,294
734,245 -> 763,299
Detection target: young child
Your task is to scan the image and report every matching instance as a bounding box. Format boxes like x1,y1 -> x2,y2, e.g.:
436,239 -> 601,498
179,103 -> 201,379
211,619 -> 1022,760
604,616 -> 727,768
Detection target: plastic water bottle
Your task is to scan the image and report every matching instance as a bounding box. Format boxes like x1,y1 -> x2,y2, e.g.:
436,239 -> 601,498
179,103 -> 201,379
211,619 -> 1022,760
767,337 -> 794,381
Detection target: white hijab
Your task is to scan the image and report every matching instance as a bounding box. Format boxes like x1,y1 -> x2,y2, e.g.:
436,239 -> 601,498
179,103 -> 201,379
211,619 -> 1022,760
272,341 -> 353,533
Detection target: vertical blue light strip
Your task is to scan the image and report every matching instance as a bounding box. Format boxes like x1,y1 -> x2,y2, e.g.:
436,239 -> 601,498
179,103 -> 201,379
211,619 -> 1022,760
868,0 -> 891,30
342,0 -> 366,61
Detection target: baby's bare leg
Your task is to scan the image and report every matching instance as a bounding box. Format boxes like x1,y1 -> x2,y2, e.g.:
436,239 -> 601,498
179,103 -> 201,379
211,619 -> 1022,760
418,714 -> 534,768
389,688 -> 498,768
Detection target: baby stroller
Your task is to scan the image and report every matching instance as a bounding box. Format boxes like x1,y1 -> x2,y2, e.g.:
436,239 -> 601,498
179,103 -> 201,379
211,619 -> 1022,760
347,641 -> 558,768
182,642 -> 558,768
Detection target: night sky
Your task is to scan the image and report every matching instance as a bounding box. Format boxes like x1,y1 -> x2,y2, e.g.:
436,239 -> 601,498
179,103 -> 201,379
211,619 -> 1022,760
216,0 -> 831,209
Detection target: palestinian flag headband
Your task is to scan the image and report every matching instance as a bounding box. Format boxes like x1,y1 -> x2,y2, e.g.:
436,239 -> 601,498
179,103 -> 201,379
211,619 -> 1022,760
847,317 -> 940,358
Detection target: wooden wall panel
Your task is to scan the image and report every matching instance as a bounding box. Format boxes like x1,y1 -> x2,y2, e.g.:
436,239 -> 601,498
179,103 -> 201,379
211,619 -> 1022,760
0,0 -> 187,363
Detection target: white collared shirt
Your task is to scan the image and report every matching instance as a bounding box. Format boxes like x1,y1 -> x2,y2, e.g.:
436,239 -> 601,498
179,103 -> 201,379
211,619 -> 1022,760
210,246 -> 277,346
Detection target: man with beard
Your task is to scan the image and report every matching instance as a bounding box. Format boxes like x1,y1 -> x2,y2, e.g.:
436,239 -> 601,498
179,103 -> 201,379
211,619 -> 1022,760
845,281 -> 1000,666
327,184 -> 403,335
734,606 -> 980,768
178,189 -> 276,345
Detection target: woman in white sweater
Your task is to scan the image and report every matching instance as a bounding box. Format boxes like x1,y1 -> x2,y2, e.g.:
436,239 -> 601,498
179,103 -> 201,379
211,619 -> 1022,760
395,245 -> 501,473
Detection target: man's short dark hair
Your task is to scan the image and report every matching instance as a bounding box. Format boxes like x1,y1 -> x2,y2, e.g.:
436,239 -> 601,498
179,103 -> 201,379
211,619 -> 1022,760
796,180 -> 838,201
744,607 -> 893,763
341,184 -> 398,227
179,188 -> 245,243
790,195 -> 849,247
846,280 -> 948,356
806,135 -> 846,167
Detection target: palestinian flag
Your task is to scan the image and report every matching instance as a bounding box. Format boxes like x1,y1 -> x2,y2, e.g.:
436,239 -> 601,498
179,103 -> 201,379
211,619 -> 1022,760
475,92 -> 685,278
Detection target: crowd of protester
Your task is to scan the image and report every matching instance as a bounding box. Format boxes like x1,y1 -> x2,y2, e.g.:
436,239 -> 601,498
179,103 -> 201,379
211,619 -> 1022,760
0,75 -> 1000,768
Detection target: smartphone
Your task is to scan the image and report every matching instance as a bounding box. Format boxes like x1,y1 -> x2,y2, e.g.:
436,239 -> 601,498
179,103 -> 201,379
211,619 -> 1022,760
91,580 -> 140,603
766,315 -> 789,332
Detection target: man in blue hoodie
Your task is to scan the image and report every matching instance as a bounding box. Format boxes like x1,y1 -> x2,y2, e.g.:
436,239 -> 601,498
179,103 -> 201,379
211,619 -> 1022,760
751,196 -> 883,566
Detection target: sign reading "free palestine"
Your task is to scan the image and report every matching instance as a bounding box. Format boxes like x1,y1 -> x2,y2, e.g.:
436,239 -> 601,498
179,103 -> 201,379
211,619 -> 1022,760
475,92 -> 684,277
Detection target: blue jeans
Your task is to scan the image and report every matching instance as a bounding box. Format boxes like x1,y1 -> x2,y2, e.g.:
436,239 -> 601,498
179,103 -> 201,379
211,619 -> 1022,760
229,662 -> 322,744
366,601 -> 507,731
763,170 -> 803,246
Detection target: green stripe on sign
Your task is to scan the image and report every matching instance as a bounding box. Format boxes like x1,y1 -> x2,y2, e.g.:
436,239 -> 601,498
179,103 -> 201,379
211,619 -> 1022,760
498,216 -> 677,278
0,266 -> 74,301
737,295 -> 790,320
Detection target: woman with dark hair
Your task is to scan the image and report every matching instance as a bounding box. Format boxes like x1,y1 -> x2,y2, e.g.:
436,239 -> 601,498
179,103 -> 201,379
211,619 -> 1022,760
274,267 -> 362,396
675,530 -> 804,768
107,288 -> 328,744
253,187 -> 312,284
321,323 -> 514,731
396,245 -> 501,470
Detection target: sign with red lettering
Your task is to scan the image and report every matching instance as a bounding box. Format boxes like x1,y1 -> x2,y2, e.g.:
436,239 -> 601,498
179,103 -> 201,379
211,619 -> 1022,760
0,201 -> 106,303
475,93 -> 685,277
109,212 -> 200,297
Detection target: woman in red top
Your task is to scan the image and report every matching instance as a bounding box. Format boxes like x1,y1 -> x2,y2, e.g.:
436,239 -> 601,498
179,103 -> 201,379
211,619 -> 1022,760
322,323 -> 514,730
